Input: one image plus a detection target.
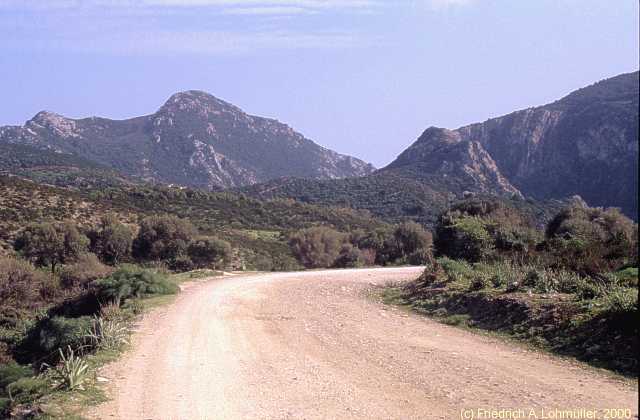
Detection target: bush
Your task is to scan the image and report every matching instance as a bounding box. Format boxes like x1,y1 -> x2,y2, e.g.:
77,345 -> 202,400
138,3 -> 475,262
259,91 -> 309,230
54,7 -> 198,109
35,316 -> 93,355
435,216 -> 493,262
85,316 -> 129,351
0,257 -> 46,310
469,274 -> 490,291
15,221 -> 89,273
333,244 -> 365,268
545,204 -> 637,274
393,221 -> 433,256
438,257 -> 473,283
5,376 -> 50,404
601,287 -> 637,316
168,255 -> 194,272
133,215 -> 196,261
0,363 -> 32,391
92,266 -> 179,304
59,253 -> 113,289
289,227 -> 346,268
89,214 -> 133,265
49,347 -> 89,391
187,237 -> 232,269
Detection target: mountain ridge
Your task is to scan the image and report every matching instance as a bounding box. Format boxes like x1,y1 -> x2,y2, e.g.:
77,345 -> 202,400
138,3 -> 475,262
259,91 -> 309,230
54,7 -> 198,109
381,71 -> 638,216
0,90 -> 375,189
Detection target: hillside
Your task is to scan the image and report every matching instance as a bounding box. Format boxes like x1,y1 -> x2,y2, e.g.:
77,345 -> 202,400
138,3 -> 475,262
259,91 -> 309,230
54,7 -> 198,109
383,71 -> 639,217
241,173 -> 566,228
244,72 -> 638,221
0,176 -> 388,269
0,91 -> 374,189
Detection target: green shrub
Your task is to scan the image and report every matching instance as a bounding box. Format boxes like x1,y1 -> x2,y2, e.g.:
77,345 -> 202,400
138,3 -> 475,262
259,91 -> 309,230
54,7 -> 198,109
59,253 -> 113,289
85,316 -> 129,351
49,346 -> 89,391
438,257 -> 473,283
133,215 -> 196,261
545,204 -> 637,274
469,274 -> 490,291
92,266 -> 179,304
6,376 -> 50,404
36,316 -> 93,355
89,214 -> 133,265
14,221 -> 89,273
187,237 -> 232,269
601,287 -> 637,316
613,267 -> 638,287
435,216 -> 493,262
289,227 -> 346,268
168,255 -> 194,272
333,244 -> 366,268
0,397 -> 9,416
0,363 -> 33,391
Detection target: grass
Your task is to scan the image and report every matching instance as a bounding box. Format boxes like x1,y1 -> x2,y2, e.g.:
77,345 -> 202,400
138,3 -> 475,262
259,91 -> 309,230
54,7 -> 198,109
377,259 -> 638,378
9,268 -> 220,419
377,286 -> 637,384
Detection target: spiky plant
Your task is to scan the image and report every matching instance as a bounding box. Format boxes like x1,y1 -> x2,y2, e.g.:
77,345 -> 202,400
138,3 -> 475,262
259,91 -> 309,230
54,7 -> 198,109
86,316 -> 129,351
52,346 -> 90,391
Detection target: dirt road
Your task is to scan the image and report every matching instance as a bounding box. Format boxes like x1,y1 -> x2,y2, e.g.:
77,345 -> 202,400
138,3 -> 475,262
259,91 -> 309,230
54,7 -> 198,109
91,267 -> 638,420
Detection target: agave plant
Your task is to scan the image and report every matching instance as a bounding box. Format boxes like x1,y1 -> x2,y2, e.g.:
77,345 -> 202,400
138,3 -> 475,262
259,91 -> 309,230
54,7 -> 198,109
51,346 -> 90,391
86,316 -> 130,351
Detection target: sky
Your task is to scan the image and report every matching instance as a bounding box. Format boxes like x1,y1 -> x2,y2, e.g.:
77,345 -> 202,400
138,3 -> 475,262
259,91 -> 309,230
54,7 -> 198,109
0,0 -> 638,167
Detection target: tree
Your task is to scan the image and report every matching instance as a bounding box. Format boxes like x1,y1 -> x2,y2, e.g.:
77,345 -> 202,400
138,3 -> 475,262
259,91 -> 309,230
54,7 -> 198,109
393,221 -> 433,256
133,215 -> 196,261
289,226 -> 346,268
188,237 -> 232,269
15,221 -> 89,273
90,214 -> 133,265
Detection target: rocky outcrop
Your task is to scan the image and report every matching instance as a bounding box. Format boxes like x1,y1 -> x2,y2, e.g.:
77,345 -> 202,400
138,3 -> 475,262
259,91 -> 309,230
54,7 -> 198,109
0,91 -> 375,189
383,71 -> 639,217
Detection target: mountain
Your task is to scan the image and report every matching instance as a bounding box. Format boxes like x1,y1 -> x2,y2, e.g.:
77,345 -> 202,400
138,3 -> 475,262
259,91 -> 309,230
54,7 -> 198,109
382,71 -> 639,217
244,71 -> 638,222
0,91 -> 374,189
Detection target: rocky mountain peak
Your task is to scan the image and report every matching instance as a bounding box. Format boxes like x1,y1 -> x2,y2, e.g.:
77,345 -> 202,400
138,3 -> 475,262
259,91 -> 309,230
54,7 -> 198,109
159,90 -> 242,117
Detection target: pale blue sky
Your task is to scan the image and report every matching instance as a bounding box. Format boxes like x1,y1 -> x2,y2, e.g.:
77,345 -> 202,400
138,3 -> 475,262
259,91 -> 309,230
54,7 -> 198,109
0,0 -> 637,167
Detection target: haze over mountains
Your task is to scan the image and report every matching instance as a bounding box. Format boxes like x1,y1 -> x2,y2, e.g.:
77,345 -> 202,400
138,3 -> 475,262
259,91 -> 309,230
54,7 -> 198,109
0,71 -> 637,221
0,91 -> 374,189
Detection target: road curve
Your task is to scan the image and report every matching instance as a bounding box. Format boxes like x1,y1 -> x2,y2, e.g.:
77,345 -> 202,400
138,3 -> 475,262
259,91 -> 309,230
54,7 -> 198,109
90,267 -> 638,420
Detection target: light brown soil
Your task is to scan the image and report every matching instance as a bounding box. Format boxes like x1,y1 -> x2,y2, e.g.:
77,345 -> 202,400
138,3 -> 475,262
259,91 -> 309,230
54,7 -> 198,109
89,267 -> 638,419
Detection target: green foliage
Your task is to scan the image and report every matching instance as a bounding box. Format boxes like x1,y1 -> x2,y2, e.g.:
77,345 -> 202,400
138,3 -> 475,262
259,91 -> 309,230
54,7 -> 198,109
600,287 -> 637,316
289,226 -> 347,268
436,216 -> 493,262
49,346 -> 89,391
89,214 -> 133,265
133,215 -> 196,261
85,316 -> 129,351
544,204 -> 637,274
36,316 -> 93,355
0,363 -> 32,391
187,237 -> 232,269
393,221 -> 433,256
6,376 -> 50,404
59,253 -> 113,289
14,221 -> 89,273
333,244 -> 366,268
93,266 -> 179,304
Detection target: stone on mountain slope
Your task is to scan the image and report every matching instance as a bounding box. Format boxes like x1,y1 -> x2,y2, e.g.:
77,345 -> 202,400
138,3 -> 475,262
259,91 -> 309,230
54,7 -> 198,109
0,91 -> 375,189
